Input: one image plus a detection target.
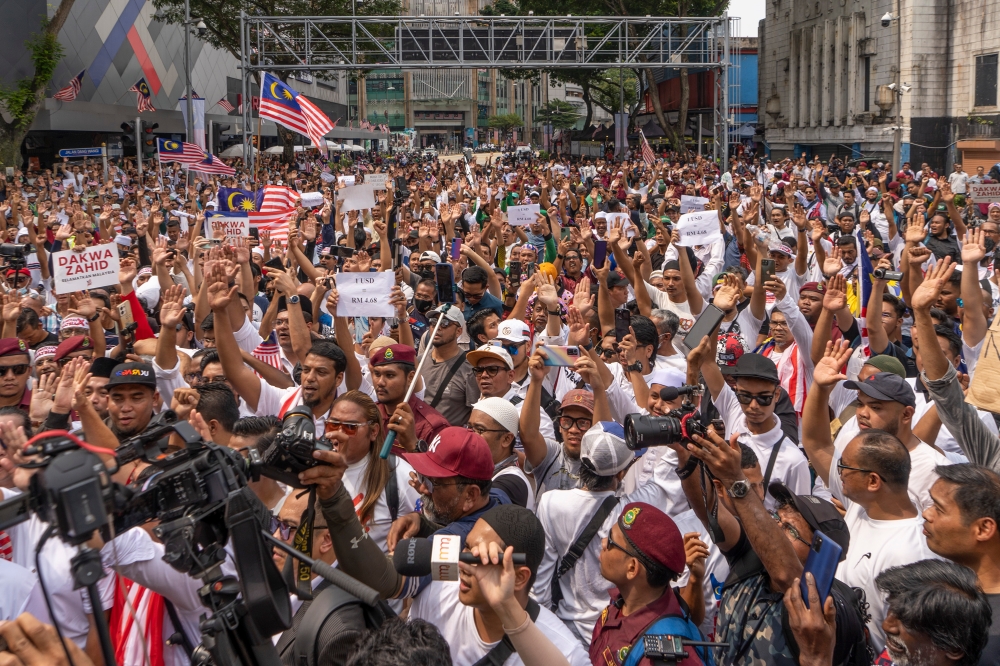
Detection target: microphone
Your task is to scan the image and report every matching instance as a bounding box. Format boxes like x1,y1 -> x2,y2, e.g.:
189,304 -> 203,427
659,385 -> 700,401
393,536 -> 527,581
262,530 -> 380,606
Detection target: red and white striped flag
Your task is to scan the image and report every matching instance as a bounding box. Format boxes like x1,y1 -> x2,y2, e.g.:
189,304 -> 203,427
54,71 -> 84,101
262,184 -> 300,211
217,97 -> 235,113
190,154 -> 236,176
251,332 -> 284,372
249,208 -> 295,243
129,78 -> 155,112
639,129 -> 656,165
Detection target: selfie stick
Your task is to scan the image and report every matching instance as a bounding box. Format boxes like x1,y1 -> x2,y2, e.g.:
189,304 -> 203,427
379,303 -> 452,459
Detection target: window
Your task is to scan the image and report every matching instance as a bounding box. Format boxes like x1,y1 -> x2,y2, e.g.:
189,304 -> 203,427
976,53 -> 998,107
863,57 -> 870,112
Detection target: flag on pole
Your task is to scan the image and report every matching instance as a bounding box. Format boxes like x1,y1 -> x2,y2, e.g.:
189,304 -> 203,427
156,139 -> 207,166
259,72 -> 334,150
218,187 -> 264,212
856,229 -> 873,358
54,71 -> 84,101
190,154 -> 236,176
639,129 -> 656,165
261,185 -> 300,211
217,97 -> 235,113
129,78 -> 155,112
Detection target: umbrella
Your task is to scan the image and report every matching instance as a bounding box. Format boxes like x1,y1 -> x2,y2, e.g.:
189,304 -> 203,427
348,145 -> 364,152
640,119 -> 666,138
218,144 -> 258,158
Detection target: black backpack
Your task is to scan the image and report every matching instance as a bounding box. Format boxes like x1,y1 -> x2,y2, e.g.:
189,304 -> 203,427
294,585 -> 396,666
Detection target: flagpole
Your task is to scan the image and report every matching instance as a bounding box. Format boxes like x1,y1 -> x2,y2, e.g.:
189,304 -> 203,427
253,112 -> 263,187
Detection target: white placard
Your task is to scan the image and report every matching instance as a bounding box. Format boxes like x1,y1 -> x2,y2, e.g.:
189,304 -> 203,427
675,210 -> 723,247
337,175 -> 356,187
207,214 -> 249,241
680,195 -> 710,214
339,184 -> 376,212
299,191 -> 325,208
335,271 -> 395,317
53,245 -> 121,292
507,204 -> 540,226
606,212 -> 636,238
320,171 -> 336,183
366,173 -> 389,190
969,183 -> 1000,203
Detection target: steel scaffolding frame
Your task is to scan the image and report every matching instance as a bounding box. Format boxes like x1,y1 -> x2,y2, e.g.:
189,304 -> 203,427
239,14 -> 731,166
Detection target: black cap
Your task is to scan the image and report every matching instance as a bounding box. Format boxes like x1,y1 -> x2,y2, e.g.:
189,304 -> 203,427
90,356 -> 119,379
720,352 -> 779,383
769,482 -> 850,561
607,271 -> 630,289
106,362 -> 157,389
843,372 -> 916,408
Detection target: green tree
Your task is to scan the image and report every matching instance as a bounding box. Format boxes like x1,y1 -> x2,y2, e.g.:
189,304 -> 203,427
0,1 -> 76,168
152,0 -> 400,163
487,113 -> 523,139
534,99 -> 581,130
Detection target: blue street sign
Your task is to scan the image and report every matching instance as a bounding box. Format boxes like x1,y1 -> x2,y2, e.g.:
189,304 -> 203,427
58,148 -> 105,158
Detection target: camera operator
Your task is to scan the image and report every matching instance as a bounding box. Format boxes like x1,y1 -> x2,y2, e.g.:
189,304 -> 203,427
229,415 -> 286,514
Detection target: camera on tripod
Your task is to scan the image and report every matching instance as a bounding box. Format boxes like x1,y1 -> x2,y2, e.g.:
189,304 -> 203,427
258,406 -> 333,488
623,385 -> 722,450
0,243 -> 30,272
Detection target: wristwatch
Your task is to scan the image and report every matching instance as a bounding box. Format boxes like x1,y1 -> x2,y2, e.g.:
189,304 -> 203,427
289,295 -> 300,305
87,313 -> 101,322
727,479 -> 751,499
626,361 -> 643,373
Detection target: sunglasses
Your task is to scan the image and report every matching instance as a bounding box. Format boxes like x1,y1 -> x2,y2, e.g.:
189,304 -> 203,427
491,341 -> 522,356
734,391 -> 775,407
0,364 -> 29,377
324,420 -> 370,436
605,532 -> 633,556
270,516 -> 327,541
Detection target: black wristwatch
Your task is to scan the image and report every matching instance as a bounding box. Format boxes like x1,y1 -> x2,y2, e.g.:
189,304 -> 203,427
626,361 -> 643,373
676,458 -> 699,480
548,309 -> 561,316
87,313 -> 101,322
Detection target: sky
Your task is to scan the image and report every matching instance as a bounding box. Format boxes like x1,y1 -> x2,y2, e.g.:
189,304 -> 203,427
727,0 -> 765,36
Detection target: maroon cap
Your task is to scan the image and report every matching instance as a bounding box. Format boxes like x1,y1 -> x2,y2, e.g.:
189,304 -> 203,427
618,502 -> 686,574
402,427 -> 494,481
54,335 -> 93,362
0,338 -> 28,359
560,389 -> 595,414
370,343 -> 416,368
799,281 -> 825,295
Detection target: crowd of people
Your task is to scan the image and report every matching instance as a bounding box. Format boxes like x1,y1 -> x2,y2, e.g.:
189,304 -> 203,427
0,147 -> 994,666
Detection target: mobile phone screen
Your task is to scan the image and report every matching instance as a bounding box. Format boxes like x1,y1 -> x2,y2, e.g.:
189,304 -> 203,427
593,240 -> 608,269
451,237 -> 462,261
614,309 -> 631,342
434,263 -> 455,304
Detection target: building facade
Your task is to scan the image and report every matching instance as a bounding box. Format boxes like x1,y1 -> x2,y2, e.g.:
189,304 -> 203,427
759,0 -> 1000,170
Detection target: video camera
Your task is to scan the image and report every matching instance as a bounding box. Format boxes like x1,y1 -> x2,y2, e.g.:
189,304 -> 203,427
623,385 -> 721,450
257,406 -> 333,488
0,242 -> 30,272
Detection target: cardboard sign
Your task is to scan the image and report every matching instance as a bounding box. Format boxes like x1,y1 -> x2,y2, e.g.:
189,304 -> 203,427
507,204 -> 540,226
335,271 -> 395,318
208,214 -> 249,241
339,184 -> 376,212
967,315 -> 1000,413
53,245 -> 120,292
299,191 -> 325,208
366,173 -> 389,190
606,212 -> 636,238
680,195 -> 710,214
320,171 -> 336,183
969,183 -> 1000,203
337,175 -> 356,187
675,210 -> 722,247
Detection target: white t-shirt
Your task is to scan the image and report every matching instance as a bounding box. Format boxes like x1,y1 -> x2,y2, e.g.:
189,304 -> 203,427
410,580 -> 590,666
524,438 -> 581,499
0,559 -> 32,621
714,384 -> 812,508
341,455 -> 420,554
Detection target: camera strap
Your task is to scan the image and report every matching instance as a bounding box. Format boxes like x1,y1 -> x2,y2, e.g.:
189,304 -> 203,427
700,463 -> 726,545
287,487 -> 318,601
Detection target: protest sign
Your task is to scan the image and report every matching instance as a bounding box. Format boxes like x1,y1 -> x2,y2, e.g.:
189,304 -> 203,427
299,191 -> 325,208
337,175 -> 356,187
969,183 -> 1000,203
208,213 -> 249,241
606,212 -> 636,238
339,184 -> 376,212
53,245 -> 120,292
680,195 -> 710,214
366,173 -> 389,190
968,314 -> 1000,413
675,210 -> 722,247
507,204 -> 540,226
335,272 -> 395,318
320,171 -> 336,183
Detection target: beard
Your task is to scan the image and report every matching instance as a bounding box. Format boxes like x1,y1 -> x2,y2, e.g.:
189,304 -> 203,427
419,494 -> 452,527
110,420 -> 145,439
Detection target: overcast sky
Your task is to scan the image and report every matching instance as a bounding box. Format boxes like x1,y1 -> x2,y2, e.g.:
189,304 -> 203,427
728,0 -> 765,36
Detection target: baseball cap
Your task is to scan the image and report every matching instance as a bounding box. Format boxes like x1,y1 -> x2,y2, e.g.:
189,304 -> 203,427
607,271 -> 630,289
580,422 -> 633,476
402,427 -> 494,480
428,304 -> 466,331
472,397 -> 519,435
467,343 -> 514,370
843,371 -> 916,408
369,343 -> 416,368
863,354 -> 907,379
420,251 -> 442,263
495,320 -> 531,343
770,244 -> 794,258
720,352 -> 779,383
90,356 -> 119,379
560,389 -> 595,414
106,362 -> 157,389
617,503 -> 686,574
769,482 -> 850,560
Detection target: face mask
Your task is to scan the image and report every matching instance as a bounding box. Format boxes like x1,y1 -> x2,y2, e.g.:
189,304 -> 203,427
417,268 -> 434,280
414,298 -> 434,314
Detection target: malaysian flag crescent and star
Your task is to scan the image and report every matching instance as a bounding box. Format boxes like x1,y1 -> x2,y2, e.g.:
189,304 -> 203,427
218,187 -> 265,212
156,138 -> 206,165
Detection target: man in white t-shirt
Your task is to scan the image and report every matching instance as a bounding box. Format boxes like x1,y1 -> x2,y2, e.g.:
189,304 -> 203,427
470,397 -> 535,510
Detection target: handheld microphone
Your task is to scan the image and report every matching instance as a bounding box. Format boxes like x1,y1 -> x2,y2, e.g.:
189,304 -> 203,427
393,536 -> 527,581
659,385 -> 700,402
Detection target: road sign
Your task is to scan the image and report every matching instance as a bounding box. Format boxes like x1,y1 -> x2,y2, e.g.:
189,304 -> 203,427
58,148 -> 105,158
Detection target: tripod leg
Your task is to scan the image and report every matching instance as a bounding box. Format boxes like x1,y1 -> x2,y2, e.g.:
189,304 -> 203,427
85,582 -> 117,666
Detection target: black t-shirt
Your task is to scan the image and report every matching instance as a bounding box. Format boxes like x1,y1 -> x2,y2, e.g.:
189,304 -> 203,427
492,471 -> 530,508
30,332 -> 58,350
870,341 -> 920,378
925,235 -> 962,263
981,593 -> 1000,665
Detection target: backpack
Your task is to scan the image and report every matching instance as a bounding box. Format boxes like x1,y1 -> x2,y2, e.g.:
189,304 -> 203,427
294,584 -> 396,666
781,579 -> 873,666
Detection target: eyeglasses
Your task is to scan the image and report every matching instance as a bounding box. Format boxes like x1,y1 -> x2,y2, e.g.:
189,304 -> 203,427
270,516 -> 327,541
202,375 -> 228,385
558,415 -> 593,431
324,420 -> 371,436
769,511 -> 811,546
837,458 -> 876,478
419,475 -> 469,494
605,533 -> 633,556
768,320 -> 789,329
0,364 -> 29,377
734,391 -> 775,407
465,423 -> 508,436
472,365 -> 506,377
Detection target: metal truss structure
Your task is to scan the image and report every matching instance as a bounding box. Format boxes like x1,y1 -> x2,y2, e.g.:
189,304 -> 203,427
240,14 -> 732,165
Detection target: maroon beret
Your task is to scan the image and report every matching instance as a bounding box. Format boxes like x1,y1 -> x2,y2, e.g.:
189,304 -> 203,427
0,338 -> 28,359
618,502 -> 686,575
799,281 -> 825,295
369,344 -> 416,368
54,335 -> 93,362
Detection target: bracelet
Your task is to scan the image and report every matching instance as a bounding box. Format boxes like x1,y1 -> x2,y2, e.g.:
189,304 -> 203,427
87,313 -> 101,322
547,309 -> 561,316
556,254 -> 565,259
676,458 -> 699,480
502,608 -> 532,635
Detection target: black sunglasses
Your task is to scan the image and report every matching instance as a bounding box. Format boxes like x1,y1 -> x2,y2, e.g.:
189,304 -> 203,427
734,391 -> 775,407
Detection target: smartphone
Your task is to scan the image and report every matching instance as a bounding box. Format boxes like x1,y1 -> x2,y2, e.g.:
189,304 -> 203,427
249,228 -> 259,241
614,308 -> 631,342
524,263 -> 536,279
435,263 -> 455,304
118,300 -> 135,329
593,240 -> 608,269
332,246 -> 356,258
760,258 -> 776,284
508,261 -> 522,287
393,241 -> 403,270
264,257 -> 284,271
682,304 -> 725,348
540,345 -> 582,366
450,237 -> 462,261
801,531 -> 843,609
560,227 -> 571,242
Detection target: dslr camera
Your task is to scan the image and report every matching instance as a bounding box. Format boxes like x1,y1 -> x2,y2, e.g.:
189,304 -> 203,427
258,406 -> 333,487
623,385 -> 721,450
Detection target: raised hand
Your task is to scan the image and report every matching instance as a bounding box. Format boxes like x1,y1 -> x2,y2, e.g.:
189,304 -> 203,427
683,532 -> 710,582
813,340 -> 852,388
823,274 -> 847,311
536,274 -> 560,310
904,220 -> 928,245
159,284 -> 188,328
962,227 -> 986,264
118,257 -> 138,285
713,273 -> 742,311
572,353 -> 604,392
822,246 -> 844,277
572,276 -> 594,318
206,265 -> 236,311
911,256 -> 956,312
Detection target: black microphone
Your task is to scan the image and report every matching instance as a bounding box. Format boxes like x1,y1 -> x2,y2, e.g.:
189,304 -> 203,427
262,530 -> 380,606
659,385 -> 700,401
393,537 -> 527,580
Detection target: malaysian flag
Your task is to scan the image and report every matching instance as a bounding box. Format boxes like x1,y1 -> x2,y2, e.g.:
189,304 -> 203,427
217,97 -> 235,113
190,154 -> 236,176
639,129 -> 656,165
857,229 -> 874,358
129,78 -> 155,112
262,184 -> 300,211
249,208 -> 295,243
251,332 -> 284,372
156,138 -> 206,165
218,187 -> 264,212
259,73 -> 334,149
54,71 -> 84,101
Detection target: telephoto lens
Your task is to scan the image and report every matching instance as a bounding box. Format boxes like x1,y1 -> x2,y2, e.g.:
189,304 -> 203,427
623,414 -> 683,451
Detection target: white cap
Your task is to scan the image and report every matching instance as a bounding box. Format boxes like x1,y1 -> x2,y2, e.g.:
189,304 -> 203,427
472,397 -> 519,435
495,320 -> 531,343
580,422 -> 633,476
646,368 -> 686,389
420,251 -> 442,263
467,343 -> 514,369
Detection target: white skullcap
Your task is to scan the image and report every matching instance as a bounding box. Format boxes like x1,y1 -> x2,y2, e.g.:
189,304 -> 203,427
472,397 -> 520,436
